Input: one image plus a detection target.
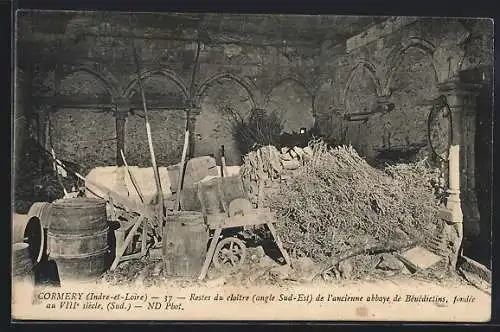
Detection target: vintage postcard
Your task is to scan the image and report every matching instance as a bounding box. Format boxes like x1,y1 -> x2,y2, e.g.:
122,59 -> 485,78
11,10 -> 493,322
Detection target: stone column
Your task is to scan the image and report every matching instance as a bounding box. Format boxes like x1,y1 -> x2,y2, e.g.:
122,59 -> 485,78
115,105 -> 128,167
437,77 -> 481,269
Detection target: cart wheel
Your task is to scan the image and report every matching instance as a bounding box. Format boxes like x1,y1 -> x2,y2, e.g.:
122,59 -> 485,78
213,237 -> 247,270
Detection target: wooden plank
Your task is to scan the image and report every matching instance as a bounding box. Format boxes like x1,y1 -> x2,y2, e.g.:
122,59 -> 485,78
206,209 -> 274,229
114,252 -> 143,264
110,215 -> 145,271
54,157 -> 156,218
266,222 -> 292,266
198,227 -> 222,280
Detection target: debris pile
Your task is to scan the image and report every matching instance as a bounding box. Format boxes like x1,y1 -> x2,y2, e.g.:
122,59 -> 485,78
240,144 -> 315,207
241,140 -> 443,269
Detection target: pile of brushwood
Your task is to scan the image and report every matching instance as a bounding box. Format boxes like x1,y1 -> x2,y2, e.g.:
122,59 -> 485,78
242,140 -> 444,266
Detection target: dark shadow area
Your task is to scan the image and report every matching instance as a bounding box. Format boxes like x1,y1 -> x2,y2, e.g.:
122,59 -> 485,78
370,146 -> 429,169
106,220 -> 120,267
34,258 -> 61,287
463,67 -> 493,269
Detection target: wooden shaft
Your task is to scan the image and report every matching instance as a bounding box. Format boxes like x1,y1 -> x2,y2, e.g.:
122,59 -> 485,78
53,158 -> 155,218
174,40 -> 200,211
51,148 -> 68,196
220,145 -> 227,178
175,118 -> 190,211
198,227 -> 223,280
115,111 -> 127,167
131,40 -> 165,218
120,149 -> 145,204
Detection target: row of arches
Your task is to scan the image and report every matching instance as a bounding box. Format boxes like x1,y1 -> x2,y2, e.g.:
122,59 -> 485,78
51,67 -> 315,111
42,68 -> 316,167
35,36 -> 451,166
340,38 -> 442,158
39,36 -> 446,120
342,37 -> 439,107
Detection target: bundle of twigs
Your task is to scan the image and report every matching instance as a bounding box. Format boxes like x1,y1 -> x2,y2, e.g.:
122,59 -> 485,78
227,107 -> 283,156
266,140 -> 442,264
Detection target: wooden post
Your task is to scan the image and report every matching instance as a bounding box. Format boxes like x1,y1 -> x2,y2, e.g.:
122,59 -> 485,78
175,112 -> 190,211
115,106 -> 128,167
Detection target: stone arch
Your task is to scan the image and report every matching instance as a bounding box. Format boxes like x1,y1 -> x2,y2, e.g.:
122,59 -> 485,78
123,68 -> 190,100
381,38 -> 441,157
268,74 -> 314,99
383,37 -> 439,95
194,72 -> 256,165
265,76 -> 315,133
342,60 -> 382,106
342,60 -> 382,115
58,66 -> 119,99
196,72 -> 257,109
311,77 -> 338,138
312,77 -> 337,112
341,60 -> 382,157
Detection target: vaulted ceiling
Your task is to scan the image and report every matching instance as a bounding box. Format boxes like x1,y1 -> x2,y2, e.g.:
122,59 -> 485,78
17,10 -> 388,47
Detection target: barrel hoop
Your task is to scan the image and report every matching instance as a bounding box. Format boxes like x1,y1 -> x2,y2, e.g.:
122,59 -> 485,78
47,228 -> 109,239
51,205 -> 106,210
48,224 -> 109,234
49,246 -> 109,259
52,200 -> 106,208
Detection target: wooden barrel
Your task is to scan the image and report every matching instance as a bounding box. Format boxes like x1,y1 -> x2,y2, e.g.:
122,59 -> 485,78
28,202 -> 53,228
12,242 -> 35,303
12,213 -> 45,264
47,197 -> 109,283
27,202 -> 53,263
163,211 -> 208,278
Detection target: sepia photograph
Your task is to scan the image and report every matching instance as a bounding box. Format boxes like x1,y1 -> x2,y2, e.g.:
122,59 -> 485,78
11,10 -> 493,322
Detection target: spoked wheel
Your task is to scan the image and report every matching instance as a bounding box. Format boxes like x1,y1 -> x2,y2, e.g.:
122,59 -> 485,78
213,237 -> 247,271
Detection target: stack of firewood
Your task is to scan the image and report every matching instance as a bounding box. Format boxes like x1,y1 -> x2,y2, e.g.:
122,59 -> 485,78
278,146 -> 314,170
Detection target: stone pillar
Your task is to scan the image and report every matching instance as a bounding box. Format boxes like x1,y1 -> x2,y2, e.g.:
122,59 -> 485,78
437,77 -> 481,269
115,106 -> 128,167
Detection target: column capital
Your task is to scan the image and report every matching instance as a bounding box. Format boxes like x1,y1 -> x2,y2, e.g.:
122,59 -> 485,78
187,106 -> 202,117
438,77 -> 482,95
114,97 -> 131,111
438,77 -> 481,113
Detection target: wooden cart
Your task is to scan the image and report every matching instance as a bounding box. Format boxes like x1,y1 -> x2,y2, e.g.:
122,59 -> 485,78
196,195 -> 291,280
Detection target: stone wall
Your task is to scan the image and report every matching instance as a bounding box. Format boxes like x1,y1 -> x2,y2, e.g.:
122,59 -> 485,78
26,34 -> 320,170
315,18 -> 493,161
311,17 -> 493,253
22,17 -> 493,171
